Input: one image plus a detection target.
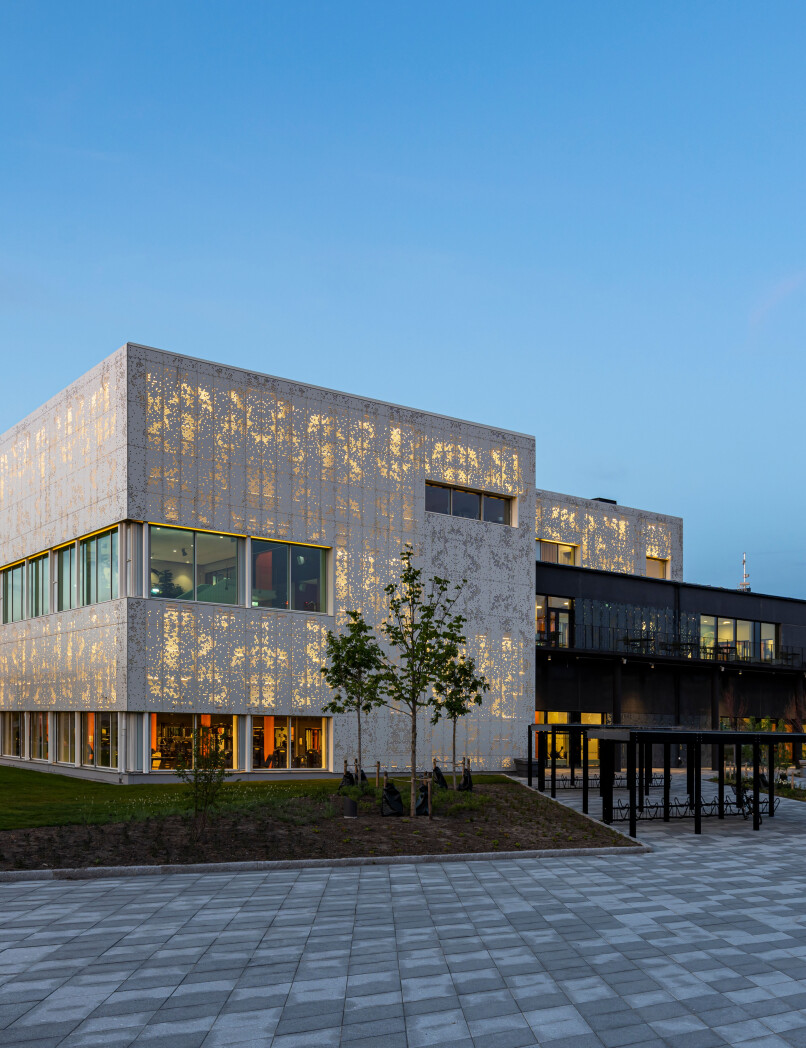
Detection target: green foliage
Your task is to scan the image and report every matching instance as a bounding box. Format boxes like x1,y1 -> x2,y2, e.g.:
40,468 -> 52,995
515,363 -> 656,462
432,652 -> 489,787
174,726 -> 231,842
321,610 -> 385,773
376,546 -> 470,815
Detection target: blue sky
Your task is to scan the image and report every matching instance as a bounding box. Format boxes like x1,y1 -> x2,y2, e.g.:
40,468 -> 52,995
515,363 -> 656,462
1,2 -> 805,595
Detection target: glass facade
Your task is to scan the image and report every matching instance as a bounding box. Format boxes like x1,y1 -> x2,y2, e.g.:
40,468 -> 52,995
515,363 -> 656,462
2,563 -> 25,623
29,554 -> 49,617
57,712 -> 75,763
425,482 -> 512,525
252,715 -> 326,770
81,528 -> 118,605
82,712 -> 118,768
700,615 -> 777,661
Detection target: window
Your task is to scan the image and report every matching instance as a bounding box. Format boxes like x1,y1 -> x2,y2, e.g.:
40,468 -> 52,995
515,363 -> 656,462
150,713 -> 237,770
82,712 -> 118,768
425,482 -> 513,525
425,484 -> 451,515
646,556 -> 668,580
2,563 -> 25,623
31,712 -> 48,761
536,595 -> 573,647
149,526 -> 241,604
29,555 -> 49,617
1,712 -> 22,756
81,529 -> 118,605
252,715 -> 327,770
700,615 -> 778,662
251,540 -> 326,613
56,545 -> 77,611
57,712 -> 75,763
539,540 -> 577,566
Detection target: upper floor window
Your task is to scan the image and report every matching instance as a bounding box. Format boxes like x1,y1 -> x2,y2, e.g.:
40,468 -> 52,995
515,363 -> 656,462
251,540 -> 326,613
646,556 -> 669,580
81,528 -> 119,605
700,615 -> 777,661
425,482 -> 512,525
1,563 -> 25,623
538,540 -> 577,566
56,544 -> 77,611
536,595 -> 573,647
29,555 -> 49,617
149,526 -> 241,604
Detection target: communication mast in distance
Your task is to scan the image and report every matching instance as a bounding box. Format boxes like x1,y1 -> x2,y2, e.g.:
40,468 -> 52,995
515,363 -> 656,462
739,552 -> 751,592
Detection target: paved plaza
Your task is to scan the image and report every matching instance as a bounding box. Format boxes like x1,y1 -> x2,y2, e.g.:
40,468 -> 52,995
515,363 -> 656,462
3,779 -> 806,1047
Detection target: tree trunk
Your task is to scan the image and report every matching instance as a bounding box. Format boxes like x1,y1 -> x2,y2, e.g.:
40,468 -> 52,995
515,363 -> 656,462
452,717 -> 457,789
410,705 -> 418,817
357,704 -> 362,783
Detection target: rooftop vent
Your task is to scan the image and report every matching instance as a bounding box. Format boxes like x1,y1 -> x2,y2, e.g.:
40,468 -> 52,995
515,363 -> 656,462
592,497 -> 617,505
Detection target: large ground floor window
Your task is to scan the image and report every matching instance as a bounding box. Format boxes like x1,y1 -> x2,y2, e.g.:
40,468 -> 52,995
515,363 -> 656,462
535,711 -> 604,764
252,715 -> 326,770
57,712 -> 76,763
82,712 -> 118,768
31,712 -> 48,761
151,713 -> 237,770
1,712 -> 23,757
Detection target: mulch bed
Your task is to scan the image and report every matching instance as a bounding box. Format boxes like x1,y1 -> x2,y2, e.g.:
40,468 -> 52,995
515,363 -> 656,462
0,782 -> 635,871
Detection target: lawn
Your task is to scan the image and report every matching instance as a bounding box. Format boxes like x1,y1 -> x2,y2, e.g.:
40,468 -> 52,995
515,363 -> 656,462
0,765 -> 636,870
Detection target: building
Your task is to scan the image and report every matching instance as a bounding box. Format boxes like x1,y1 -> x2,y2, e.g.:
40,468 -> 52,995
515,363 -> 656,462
0,343 -> 535,780
1,342 -> 800,781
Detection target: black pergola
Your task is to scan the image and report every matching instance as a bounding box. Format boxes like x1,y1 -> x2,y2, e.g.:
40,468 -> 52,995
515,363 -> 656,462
527,724 -> 806,837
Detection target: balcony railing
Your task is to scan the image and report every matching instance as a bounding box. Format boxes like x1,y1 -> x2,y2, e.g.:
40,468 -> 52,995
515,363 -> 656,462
536,625 -> 802,668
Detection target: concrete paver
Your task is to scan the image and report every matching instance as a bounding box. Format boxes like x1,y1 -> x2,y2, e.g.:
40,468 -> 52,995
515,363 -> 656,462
2,774 -> 806,1045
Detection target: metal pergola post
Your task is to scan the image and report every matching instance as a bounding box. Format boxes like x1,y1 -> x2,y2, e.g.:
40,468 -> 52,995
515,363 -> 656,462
527,727 -> 533,788
627,733 -> 637,838
718,741 -> 725,818
663,741 -> 670,822
537,730 -> 546,792
767,741 -> 775,818
693,736 -> 702,835
582,730 -> 589,814
550,727 -> 557,798
601,740 -> 614,824
753,737 -> 761,831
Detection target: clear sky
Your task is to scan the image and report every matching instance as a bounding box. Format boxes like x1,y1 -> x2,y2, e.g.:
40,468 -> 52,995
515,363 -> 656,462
1,2 -> 805,596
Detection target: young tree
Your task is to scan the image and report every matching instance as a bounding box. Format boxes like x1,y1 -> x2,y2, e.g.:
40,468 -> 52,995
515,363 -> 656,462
174,725 -> 231,845
377,546 -> 468,816
432,654 -> 489,788
321,611 -> 385,778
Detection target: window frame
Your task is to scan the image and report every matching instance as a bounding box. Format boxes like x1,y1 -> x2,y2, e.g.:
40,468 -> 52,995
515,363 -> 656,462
425,481 -> 514,526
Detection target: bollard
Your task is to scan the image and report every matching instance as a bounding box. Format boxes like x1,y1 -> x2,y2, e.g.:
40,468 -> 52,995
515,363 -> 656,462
376,761 -> 380,787
343,796 -> 358,819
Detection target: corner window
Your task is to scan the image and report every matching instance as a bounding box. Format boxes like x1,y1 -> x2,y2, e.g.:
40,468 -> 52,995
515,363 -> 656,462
646,556 -> 668,580
29,555 -> 50,617
539,540 -> 577,566
81,528 -> 119,605
149,526 -> 241,604
251,540 -> 326,613
425,482 -> 513,525
2,563 -> 25,623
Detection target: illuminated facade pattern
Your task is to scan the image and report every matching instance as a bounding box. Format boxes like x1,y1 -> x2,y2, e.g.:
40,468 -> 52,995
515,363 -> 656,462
535,489 -> 683,580
0,343 -> 543,778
